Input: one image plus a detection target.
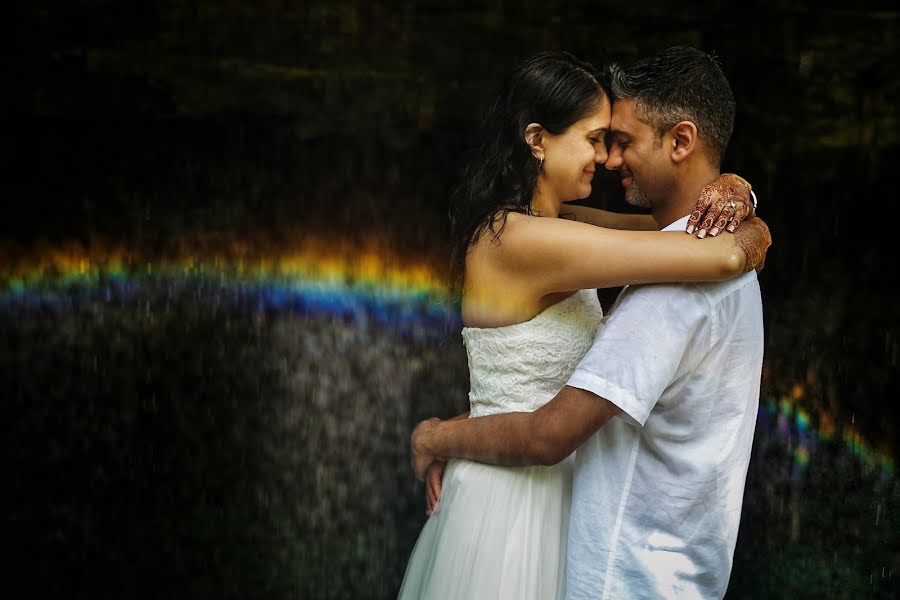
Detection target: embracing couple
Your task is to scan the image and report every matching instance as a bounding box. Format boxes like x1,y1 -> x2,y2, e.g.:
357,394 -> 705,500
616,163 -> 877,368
399,46 -> 772,599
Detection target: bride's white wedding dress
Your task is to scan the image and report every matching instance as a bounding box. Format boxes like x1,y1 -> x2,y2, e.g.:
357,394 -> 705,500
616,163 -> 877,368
398,289 -> 603,599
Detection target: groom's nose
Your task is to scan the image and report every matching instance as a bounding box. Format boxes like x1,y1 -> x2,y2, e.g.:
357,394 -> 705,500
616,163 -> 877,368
605,146 -> 624,170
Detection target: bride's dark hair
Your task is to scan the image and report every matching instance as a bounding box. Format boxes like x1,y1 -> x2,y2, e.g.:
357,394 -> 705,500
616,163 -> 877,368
449,50 -> 611,283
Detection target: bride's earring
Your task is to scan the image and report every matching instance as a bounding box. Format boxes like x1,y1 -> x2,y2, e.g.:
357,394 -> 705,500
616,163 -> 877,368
538,155 -> 544,169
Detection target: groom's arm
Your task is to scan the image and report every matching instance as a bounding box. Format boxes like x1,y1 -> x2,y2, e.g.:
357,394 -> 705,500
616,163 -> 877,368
411,386 -> 619,479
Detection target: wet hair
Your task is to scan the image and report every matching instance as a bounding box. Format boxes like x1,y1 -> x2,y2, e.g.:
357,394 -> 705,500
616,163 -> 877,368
608,46 -> 735,164
449,50 -> 610,283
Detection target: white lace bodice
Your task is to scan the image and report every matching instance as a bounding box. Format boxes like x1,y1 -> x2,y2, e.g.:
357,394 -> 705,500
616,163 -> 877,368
462,289 -> 604,418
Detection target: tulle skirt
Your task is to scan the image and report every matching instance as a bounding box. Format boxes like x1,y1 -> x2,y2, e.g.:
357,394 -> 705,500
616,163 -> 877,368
398,454 -> 574,599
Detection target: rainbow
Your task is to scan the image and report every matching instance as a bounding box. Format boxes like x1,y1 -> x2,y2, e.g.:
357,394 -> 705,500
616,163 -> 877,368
1,238 -> 894,478
0,236 -> 462,336
758,387 -> 895,481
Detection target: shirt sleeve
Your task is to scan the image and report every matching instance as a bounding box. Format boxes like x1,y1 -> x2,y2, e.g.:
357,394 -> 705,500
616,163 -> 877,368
567,284 -> 709,427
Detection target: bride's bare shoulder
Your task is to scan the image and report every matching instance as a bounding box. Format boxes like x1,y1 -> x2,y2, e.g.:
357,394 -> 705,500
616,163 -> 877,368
474,211 -> 589,257
473,211 -> 559,245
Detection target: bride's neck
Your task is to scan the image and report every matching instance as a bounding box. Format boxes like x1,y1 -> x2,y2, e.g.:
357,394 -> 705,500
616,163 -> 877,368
530,183 -> 560,218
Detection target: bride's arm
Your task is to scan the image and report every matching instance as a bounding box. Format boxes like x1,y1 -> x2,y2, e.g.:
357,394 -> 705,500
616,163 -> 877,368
492,215 -> 770,297
559,204 -> 657,231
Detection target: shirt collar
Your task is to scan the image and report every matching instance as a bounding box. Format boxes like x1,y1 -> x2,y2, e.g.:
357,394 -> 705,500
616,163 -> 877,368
661,214 -> 692,233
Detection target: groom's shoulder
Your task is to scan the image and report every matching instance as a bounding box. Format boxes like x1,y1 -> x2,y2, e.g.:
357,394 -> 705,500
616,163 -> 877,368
692,270 -> 761,306
612,281 -> 711,320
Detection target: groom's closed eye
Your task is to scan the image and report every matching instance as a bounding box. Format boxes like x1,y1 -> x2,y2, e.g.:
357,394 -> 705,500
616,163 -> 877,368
609,134 -> 630,150
604,131 -> 627,150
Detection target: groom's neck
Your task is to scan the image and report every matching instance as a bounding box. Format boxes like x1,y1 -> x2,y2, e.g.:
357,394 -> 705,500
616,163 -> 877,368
653,163 -> 721,229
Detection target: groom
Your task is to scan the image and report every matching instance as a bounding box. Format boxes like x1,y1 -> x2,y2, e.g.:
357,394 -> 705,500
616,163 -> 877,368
411,46 -> 767,599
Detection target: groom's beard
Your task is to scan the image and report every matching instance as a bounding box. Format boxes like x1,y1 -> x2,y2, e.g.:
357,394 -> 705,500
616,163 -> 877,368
625,180 -> 651,209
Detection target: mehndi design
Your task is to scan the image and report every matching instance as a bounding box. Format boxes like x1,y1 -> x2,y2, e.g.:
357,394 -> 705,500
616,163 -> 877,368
686,173 -> 755,238
733,218 -> 772,273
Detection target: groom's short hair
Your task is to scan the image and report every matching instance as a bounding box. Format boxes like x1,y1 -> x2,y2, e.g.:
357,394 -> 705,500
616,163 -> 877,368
609,46 -> 735,165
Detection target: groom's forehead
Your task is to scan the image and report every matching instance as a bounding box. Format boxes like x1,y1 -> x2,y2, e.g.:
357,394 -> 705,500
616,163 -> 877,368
610,100 -> 641,135
610,99 -> 636,120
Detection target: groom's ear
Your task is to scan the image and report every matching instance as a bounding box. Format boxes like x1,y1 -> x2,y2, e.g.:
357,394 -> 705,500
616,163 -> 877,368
524,123 -> 545,157
669,121 -> 698,163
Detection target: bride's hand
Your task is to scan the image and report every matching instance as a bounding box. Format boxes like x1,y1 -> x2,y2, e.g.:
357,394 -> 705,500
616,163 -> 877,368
686,173 -> 755,238
734,217 -> 772,273
425,460 -> 447,516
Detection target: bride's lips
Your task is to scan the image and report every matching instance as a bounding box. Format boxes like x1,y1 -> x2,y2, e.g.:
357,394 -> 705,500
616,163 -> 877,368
583,169 -> 595,180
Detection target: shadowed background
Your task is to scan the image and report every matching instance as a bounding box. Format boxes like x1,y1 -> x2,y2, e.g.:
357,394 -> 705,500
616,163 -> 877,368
3,1 -> 899,598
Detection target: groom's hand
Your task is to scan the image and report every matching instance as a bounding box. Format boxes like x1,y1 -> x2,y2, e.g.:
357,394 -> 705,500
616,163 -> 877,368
411,418 -> 442,481
424,460 -> 447,516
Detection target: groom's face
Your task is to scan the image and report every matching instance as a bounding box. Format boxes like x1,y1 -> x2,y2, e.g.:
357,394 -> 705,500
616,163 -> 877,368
605,99 -> 672,208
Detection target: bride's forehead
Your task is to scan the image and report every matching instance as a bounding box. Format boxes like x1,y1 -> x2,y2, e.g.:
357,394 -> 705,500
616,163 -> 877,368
574,106 -> 611,131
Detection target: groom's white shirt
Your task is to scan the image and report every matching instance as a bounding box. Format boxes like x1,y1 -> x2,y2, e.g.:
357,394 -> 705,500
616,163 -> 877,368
565,215 -> 764,600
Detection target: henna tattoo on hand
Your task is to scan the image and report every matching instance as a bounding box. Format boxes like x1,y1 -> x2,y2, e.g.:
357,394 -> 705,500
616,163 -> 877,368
689,173 -> 754,237
734,218 -> 772,273
717,174 -> 754,223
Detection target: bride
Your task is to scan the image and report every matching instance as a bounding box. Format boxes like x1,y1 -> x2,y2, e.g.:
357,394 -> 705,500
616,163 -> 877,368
398,51 -> 768,599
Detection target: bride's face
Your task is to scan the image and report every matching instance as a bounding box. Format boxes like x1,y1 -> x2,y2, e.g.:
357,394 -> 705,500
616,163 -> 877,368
540,98 -> 611,203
